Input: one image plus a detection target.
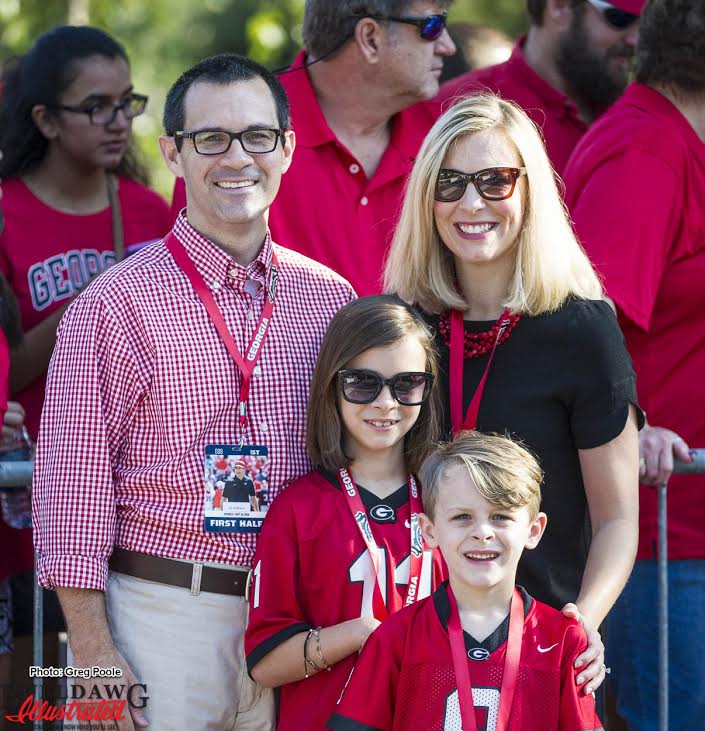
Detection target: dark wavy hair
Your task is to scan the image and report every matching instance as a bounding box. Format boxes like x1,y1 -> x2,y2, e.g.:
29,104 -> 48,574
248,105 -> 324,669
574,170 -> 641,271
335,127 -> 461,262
0,25 -> 147,182
307,295 -> 441,475
635,0 -> 705,93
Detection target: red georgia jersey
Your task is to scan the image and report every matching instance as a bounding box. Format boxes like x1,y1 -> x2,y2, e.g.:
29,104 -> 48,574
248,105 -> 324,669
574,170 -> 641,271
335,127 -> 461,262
329,584 -> 603,731
245,470 -> 446,731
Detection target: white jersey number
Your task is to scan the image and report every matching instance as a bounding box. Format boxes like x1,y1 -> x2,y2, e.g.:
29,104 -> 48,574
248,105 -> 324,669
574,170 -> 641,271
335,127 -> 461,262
251,560 -> 262,608
348,547 -> 434,617
443,687 -> 500,731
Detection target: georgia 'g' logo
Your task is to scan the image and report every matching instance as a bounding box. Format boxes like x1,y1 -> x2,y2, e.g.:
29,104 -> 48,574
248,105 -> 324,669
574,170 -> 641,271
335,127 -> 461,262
468,647 -> 490,661
369,504 -> 395,523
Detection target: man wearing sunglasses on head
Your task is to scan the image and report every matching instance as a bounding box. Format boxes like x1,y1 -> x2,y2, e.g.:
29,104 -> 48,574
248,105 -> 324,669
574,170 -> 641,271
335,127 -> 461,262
438,0 -> 644,178
171,1 -> 456,297
33,54 -> 355,730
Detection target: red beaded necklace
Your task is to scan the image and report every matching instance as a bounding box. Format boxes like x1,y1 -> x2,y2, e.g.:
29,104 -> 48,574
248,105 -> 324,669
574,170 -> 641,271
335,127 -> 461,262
438,309 -> 521,359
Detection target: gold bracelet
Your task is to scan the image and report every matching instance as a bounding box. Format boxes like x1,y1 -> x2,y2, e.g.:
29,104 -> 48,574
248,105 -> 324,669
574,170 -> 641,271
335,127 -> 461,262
313,626 -> 332,672
303,628 -> 319,678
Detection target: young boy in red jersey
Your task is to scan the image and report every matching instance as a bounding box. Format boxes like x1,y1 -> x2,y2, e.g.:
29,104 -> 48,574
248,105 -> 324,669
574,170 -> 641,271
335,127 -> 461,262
328,431 -> 602,731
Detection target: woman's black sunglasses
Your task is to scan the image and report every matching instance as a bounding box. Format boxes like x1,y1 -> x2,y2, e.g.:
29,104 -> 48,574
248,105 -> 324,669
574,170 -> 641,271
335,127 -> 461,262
338,369 -> 434,406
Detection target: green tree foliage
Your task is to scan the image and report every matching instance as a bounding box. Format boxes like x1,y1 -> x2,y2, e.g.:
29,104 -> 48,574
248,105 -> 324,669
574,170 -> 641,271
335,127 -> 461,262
0,0 -> 527,197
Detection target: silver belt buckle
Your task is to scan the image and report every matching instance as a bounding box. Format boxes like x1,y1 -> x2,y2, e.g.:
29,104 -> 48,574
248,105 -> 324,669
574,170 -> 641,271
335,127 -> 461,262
191,562 -> 204,596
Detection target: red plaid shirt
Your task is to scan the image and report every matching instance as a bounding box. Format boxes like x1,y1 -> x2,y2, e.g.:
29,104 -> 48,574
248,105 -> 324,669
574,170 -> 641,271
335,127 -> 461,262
32,214 -> 355,591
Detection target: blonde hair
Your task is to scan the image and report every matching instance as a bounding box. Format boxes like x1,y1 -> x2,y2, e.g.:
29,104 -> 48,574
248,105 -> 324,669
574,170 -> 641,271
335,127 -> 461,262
420,430 -> 543,520
384,94 -> 602,315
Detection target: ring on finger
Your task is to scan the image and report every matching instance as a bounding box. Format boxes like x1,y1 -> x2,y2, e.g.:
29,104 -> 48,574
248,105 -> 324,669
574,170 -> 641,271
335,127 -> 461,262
602,663 -> 611,674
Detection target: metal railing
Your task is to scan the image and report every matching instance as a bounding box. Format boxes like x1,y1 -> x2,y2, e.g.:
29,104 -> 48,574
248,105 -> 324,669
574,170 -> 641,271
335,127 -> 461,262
657,449 -> 705,731
0,460 -> 34,486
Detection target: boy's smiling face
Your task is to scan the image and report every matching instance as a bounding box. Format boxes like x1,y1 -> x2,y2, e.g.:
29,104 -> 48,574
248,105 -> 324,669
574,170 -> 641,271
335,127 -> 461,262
420,464 -> 546,595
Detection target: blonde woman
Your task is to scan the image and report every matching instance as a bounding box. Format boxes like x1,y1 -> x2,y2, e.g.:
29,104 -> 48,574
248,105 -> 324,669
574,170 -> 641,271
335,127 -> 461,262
385,94 -> 641,697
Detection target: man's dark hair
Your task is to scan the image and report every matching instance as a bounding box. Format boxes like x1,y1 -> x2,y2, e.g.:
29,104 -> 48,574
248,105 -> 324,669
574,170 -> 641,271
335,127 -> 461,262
635,0 -> 705,92
526,0 -> 546,26
163,54 -> 291,135
303,0 -> 453,60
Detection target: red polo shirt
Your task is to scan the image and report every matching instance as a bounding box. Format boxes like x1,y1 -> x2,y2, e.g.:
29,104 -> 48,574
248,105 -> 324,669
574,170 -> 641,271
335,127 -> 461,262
171,51 -> 438,295
564,83 -> 705,560
437,39 -> 587,178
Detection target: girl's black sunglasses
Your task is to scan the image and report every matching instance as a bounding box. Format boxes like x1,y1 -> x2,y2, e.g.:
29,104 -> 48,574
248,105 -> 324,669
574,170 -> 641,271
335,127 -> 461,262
338,369 -> 434,406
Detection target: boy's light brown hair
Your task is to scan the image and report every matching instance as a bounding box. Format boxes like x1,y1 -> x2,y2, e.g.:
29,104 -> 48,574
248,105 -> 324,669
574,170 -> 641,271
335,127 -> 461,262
420,430 -> 543,520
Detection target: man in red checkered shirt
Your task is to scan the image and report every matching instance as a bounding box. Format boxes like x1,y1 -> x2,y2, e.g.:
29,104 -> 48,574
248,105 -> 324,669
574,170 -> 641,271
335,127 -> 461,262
32,54 -> 354,730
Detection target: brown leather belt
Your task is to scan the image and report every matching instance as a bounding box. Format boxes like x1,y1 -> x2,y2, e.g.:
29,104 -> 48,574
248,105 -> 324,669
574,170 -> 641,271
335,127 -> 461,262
109,548 -> 250,597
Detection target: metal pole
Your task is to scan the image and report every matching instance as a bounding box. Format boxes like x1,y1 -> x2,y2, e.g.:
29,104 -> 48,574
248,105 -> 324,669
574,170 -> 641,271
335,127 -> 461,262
656,449 -> 705,731
33,553 -> 43,731
657,480 -> 668,731
0,461 -> 34,486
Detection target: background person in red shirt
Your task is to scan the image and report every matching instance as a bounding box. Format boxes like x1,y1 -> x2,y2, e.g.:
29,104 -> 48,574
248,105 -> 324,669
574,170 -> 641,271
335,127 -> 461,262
564,1 -> 705,728
0,25 -> 170,440
0,27 -> 170,709
438,0 -> 644,178
171,0 -> 456,296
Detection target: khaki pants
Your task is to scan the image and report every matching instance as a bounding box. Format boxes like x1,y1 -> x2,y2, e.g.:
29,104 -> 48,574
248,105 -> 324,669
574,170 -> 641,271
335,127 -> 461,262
71,571 -> 275,730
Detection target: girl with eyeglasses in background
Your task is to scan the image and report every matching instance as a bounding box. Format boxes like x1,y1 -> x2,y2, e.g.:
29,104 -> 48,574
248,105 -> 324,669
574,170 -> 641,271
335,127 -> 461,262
0,25 -> 170,705
245,295 -> 446,730
384,93 -> 642,710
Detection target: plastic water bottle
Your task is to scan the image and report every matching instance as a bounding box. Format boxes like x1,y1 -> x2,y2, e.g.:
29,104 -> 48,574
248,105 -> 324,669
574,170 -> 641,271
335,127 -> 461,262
0,487 -> 32,529
0,426 -> 33,529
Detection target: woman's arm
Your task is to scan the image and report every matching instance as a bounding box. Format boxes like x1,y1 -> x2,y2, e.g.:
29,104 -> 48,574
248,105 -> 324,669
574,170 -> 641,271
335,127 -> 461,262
250,616 -> 380,688
9,304 -> 68,394
577,403 -> 640,627
563,403 -> 639,693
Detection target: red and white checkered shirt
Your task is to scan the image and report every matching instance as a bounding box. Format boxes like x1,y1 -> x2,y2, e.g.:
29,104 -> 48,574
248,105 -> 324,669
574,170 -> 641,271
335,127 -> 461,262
32,214 -> 355,591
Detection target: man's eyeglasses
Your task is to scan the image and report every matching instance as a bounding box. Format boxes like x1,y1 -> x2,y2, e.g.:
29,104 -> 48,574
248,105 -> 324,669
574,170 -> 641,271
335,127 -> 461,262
435,167 -> 528,203
338,369 -> 434,406
356,12 -> 448,41
52,93 -> 148,126
584,0 -> 639,30
172,128 -> 285,155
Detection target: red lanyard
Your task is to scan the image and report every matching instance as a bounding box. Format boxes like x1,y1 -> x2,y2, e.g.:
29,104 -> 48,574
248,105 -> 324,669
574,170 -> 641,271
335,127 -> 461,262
337,468 -> 425,621
166,233 -> 278,441
449,308 -> 514,434
447,584 -> 523,731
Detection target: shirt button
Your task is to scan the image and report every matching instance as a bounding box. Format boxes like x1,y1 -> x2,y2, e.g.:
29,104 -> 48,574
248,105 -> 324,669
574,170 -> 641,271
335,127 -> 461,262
260,422 -> 268,432
349,163 -> 360,174
253,365 -> 262,376
229,268 -> 238,277
360,196 -> 369,206
247,310 -> 254,320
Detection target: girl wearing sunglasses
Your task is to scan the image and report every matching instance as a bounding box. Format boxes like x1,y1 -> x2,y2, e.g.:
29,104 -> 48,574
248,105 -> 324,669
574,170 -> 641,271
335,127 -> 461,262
385,94 -> 642,703
245,295 -> 446,730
